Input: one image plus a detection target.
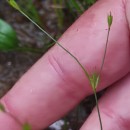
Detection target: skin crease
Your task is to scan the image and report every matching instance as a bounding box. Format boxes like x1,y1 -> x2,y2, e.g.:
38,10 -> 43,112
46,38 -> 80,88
0,0 -> 130,129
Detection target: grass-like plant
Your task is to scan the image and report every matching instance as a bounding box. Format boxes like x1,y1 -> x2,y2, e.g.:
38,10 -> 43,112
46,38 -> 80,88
52,0 -> 64,30
52,0 -> 96,32
7,0 -> 113,130
15,0 -> 42,26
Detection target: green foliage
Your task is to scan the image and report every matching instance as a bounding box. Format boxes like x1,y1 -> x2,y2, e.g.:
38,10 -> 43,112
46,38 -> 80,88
65,0 -> 96,16
85,0 -> 97,6
53,0 -> 64,30
22,123 -> 31,130
0,19 -> 18,51
8,0 -> 97,35
66,0 -> 84,15
18,0 -> 42,25
8,0 -> 41,25
52,0 -> 96,32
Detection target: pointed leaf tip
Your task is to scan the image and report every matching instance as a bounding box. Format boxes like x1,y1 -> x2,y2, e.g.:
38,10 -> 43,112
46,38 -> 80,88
107,12 -> 113,27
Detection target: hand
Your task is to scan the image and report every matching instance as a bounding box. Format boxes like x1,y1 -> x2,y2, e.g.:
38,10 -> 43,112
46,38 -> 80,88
0,0 -> 130,129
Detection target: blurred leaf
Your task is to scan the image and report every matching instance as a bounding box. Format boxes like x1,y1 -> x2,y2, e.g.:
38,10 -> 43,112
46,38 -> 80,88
0,19 -> 18,51
0,103 -> 5,112
53,0 -> 64,30
66,0 -> 84,15
85,0 -> 96,5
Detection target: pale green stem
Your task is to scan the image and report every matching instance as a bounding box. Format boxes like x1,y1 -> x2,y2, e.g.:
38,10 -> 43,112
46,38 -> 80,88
95,25 -> 111,130
7,2 -> 113,130
99,27 -> 111,76
19,10 -> 90,79
93,89 -> 103,130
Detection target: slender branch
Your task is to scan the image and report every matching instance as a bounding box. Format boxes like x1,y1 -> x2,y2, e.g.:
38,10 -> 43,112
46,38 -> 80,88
94,13 -> 113,130
7,2 -> 113,130
99,27 -> 111,76
19,10 -> 90,79
93,89 -> 103,130
92,27 -> 111,130
99,12 -> 113,77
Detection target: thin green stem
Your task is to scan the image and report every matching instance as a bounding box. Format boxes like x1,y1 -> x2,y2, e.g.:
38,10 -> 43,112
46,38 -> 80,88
93,89 -> 103,130
94,23 -> 112,130
99,27 -> 111,76
93,27 -> 111,130
19,10 -> 90,79
7,2 -> 113,130
9,0 -> 91,78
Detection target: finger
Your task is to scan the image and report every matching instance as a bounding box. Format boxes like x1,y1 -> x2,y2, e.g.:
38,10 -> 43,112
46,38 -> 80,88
1,0 -> 130,129
80,73 -> 130,130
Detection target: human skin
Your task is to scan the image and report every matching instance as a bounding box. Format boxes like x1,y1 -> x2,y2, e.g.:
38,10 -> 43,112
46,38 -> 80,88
0,0 -> 130,129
